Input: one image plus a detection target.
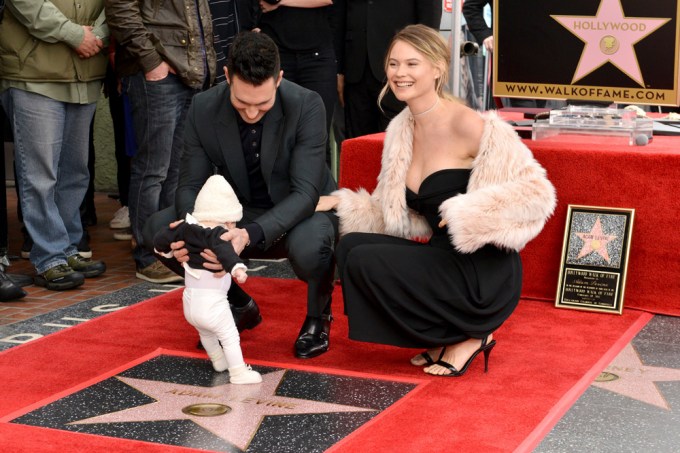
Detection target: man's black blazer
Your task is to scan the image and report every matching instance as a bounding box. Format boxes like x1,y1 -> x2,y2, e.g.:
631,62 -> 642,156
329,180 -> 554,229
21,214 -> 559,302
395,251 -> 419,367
176,79 -> 337,250
335,0 -> 442,84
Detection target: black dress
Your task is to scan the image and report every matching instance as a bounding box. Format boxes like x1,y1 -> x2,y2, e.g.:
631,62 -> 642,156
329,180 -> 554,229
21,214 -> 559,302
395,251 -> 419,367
336,169 -> 523,348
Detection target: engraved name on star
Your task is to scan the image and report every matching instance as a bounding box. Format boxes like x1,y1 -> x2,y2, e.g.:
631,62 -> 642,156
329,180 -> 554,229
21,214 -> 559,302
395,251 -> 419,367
68,370 -> 376,450
575,216 -> 617,263
594,343 -> 680,410
552,0 -> 670,86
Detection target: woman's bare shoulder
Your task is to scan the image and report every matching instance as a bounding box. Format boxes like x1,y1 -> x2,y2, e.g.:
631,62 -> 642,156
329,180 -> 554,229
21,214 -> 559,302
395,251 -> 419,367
446,102 -> 485,154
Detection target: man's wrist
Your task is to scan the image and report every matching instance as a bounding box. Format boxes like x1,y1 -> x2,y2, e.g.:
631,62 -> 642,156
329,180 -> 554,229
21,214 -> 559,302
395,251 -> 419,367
243,223 -> 264,249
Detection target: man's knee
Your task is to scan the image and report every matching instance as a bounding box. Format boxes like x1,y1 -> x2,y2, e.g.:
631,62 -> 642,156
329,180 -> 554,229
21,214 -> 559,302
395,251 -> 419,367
286,213 -> 337,273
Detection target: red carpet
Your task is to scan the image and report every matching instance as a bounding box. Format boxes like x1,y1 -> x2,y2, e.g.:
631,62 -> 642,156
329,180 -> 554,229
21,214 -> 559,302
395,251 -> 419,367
0,277 -> 651,452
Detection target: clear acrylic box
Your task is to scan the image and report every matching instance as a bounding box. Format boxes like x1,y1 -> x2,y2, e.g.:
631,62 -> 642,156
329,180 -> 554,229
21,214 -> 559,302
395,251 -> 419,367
532,106 -> 653,145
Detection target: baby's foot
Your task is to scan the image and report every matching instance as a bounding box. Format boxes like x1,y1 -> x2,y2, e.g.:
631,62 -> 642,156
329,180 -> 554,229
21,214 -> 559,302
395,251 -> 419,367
229,364 -> 262,384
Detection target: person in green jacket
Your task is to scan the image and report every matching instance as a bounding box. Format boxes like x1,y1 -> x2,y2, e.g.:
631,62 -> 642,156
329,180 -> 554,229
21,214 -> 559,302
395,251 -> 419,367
0,0 -> 108,290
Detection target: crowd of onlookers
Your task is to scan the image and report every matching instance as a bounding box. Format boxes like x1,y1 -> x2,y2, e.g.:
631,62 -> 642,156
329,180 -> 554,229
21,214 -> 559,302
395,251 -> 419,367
0,0 -> 443,301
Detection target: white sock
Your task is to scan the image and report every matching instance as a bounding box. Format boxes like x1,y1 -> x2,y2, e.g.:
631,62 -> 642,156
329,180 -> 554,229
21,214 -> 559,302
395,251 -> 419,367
228,364 -> 262,384
207,350 -> 228,372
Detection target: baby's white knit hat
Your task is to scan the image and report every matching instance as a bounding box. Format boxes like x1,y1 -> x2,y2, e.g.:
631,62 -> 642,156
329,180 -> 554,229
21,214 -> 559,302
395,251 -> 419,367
191,175 -> 243,223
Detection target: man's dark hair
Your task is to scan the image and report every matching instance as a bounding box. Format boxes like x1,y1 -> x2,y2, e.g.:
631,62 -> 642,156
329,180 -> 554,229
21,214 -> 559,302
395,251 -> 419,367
227,31 -> 281,85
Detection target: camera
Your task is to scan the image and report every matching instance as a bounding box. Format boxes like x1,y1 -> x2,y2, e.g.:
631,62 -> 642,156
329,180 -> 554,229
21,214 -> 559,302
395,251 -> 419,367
460,41 -> 479,57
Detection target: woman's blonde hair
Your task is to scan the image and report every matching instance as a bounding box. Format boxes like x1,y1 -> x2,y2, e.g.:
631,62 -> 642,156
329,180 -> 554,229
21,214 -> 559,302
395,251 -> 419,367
378,24 -> 452,109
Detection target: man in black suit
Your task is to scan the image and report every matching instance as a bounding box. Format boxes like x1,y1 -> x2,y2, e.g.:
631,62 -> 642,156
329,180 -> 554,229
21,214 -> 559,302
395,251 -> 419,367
334,0 -> 442,138
144,31 -> 339,359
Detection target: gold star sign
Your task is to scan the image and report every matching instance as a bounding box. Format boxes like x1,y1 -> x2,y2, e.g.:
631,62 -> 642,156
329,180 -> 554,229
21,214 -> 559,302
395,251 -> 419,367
594,344 -> 680,410
575,216 -> 617,263
69,370 -> 375,450
552,0 -> 670,86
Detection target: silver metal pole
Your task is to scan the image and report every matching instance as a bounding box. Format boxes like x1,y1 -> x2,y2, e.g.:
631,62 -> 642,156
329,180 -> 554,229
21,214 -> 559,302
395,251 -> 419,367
450,0 -> 462,98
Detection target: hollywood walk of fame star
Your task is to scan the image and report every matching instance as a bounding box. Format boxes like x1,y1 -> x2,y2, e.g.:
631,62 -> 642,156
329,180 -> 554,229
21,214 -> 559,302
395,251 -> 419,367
594,343 -> 680,410
68,370 -> 376,450
575,216 -> 617,263
551,0 -> 670,86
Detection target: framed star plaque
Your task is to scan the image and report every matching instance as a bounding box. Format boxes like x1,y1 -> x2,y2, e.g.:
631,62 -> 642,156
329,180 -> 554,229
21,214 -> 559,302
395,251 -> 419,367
555,205 -> 635,314
493,0 -> 680,106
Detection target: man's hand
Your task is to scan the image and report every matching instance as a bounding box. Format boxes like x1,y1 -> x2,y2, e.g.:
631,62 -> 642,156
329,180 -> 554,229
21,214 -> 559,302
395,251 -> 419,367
220,227 -> 250,255
483,36 -> 494,53
145,61 -> 176,82
337,74 -> 345,107
170,240 -> 189,263
76,26 -> 103,59
196,249 -> 226,277
259,0 -> 281,13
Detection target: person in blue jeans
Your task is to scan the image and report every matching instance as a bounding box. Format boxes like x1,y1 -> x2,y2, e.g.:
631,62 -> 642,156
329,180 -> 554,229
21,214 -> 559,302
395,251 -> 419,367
106,0 -> 217,284
0,0 -> 108,290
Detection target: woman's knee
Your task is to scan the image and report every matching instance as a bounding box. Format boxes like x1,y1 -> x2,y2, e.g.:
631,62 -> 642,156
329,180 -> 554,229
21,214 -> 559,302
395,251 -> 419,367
336,233 -> 369,272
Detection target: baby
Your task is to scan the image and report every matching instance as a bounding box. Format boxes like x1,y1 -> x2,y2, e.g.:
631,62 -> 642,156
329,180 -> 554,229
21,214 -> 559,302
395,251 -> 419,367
154,175 -> 261,384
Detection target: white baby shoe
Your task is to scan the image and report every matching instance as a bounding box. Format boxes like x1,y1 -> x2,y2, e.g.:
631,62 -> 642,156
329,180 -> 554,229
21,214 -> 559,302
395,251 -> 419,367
228,364 -> 262,384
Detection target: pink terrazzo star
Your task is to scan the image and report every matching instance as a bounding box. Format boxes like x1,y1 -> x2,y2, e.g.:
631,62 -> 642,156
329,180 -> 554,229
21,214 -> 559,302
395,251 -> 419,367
594,343 -> 680,410
552,0 -> 670,86
69,370 -> 375,450
575,216 -> 617,263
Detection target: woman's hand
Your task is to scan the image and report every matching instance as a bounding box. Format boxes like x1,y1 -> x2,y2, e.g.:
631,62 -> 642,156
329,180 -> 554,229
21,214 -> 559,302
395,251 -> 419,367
316,195 -> 339,212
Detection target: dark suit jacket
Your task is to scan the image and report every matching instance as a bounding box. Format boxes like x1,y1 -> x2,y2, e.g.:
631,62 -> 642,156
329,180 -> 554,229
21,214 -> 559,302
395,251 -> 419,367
335,0 -> 442,84
176,79 -> 337,250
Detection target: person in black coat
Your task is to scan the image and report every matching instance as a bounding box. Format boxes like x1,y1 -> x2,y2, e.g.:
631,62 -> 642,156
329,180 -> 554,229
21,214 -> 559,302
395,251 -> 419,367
333,0 -> 442,138
144,32 -> 339,359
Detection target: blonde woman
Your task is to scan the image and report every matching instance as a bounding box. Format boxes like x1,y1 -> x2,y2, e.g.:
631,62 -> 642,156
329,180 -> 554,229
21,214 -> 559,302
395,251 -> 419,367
316,25 -> 556,377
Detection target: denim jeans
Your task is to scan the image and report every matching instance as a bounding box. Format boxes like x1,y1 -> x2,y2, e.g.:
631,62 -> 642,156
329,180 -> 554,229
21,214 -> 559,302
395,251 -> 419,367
124,72 -> 199,268
0,89 -> 96,273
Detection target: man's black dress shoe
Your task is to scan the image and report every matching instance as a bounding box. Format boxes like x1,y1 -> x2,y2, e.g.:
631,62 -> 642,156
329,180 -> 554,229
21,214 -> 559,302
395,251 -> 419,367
196,299 -> 262,349
233,299 -> 262,332
0,270 -> 27,302
294,315 -> 332,359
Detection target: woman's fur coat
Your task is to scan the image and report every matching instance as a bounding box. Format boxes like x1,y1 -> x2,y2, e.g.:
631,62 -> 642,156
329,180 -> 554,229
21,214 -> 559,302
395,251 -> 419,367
332,109 -> 557,253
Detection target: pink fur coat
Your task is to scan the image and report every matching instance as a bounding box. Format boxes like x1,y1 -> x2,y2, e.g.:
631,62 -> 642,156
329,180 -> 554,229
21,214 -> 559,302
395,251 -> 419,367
332,109 -> 557,253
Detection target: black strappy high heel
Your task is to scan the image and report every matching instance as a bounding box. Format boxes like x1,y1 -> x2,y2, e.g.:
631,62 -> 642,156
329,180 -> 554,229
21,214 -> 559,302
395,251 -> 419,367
411,350 -> 436,366
429,336 -> 496,377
